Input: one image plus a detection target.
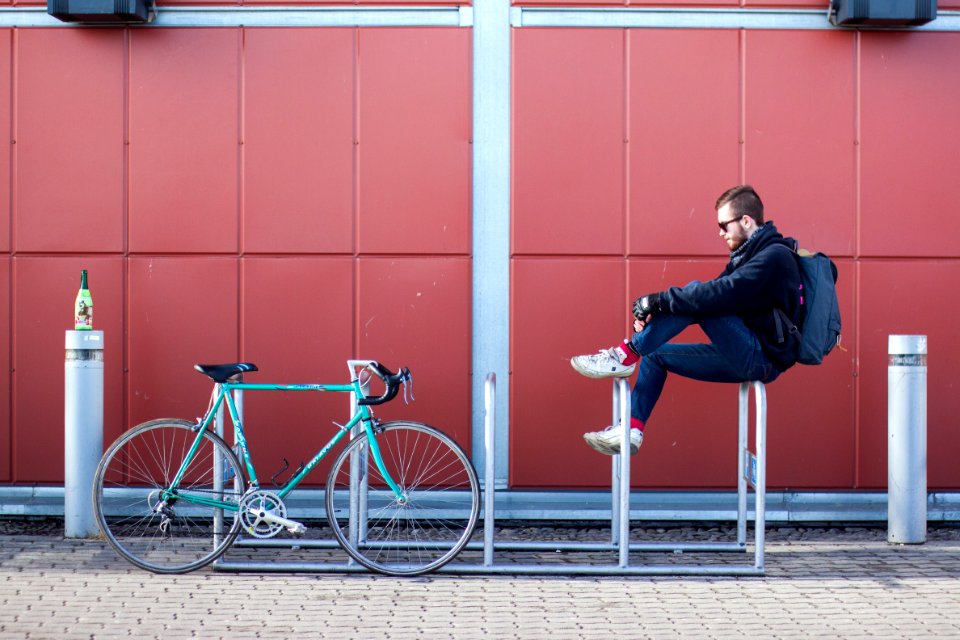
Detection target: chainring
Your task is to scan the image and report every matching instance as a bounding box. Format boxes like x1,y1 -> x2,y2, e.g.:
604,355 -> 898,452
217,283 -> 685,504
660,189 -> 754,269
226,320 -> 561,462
239,489 -> 287,539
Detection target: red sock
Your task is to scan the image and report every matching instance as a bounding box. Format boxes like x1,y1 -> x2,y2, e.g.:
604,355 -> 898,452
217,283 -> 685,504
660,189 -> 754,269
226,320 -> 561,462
631,417 -> 645,433
617,340 -> 640,366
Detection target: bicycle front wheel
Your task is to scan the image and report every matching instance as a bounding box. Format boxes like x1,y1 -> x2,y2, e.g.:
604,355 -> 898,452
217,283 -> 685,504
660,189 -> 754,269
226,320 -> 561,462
325,421 -> 480,576
93,419 -> 246,574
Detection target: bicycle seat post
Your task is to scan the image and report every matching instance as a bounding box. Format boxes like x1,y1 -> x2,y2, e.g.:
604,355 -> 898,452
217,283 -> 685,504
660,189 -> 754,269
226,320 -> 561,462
213,383 -> 226,543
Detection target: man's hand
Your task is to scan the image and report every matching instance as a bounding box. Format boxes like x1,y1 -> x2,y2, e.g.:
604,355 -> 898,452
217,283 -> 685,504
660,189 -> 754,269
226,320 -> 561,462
632,293 -> 662,325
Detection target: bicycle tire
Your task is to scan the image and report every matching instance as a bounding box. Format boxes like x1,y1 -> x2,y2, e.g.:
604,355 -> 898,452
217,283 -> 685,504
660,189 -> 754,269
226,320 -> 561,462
325,421 -> 480,576
92,419 -> 246,574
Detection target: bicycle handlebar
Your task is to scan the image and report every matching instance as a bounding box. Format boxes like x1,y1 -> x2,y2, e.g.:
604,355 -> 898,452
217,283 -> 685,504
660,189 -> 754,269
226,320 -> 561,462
356,361 -> 412,406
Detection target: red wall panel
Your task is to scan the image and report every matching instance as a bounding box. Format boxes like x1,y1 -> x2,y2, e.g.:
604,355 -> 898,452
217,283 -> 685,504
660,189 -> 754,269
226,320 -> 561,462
0,29 -> 10,253
240,257 -> 354,486
128,257 -> 238,428
744,30 -> 856,257
13,258 -> 124,483
628,29 -> 739,257
860,32 -> 960,258
511,258 -> 627,488
513,29 -> 624,256
858,260 -> 960,489
243,29 -> 355,255
356,257 -> 471,453
0,258 -> 9,481
129,29 -> 239,254
357,29 -> 471,255
16,29 -> 125,254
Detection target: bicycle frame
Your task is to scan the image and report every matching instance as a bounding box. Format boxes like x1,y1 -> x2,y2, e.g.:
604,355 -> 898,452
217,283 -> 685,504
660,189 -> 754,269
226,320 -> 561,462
164,376 -> 406,512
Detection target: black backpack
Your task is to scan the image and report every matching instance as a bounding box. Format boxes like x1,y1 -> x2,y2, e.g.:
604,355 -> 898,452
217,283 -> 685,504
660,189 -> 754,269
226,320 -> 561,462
775,246 -> 842,366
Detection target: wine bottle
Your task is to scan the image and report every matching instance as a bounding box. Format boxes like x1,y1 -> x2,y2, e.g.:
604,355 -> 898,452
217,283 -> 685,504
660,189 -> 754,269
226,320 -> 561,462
74,270 -> 93,330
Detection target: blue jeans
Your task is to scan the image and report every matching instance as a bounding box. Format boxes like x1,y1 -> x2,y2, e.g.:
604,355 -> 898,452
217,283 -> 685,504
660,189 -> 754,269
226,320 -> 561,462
628,312 -> 779,424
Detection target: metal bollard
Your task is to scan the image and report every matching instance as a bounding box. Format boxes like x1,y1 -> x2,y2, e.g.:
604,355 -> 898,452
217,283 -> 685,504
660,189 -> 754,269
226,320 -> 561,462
888,334 -> 927,544
64,330 -> 104,538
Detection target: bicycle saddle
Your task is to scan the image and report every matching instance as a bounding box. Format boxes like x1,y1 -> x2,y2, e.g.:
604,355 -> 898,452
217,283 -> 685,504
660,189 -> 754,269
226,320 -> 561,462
194,363 -> 258,383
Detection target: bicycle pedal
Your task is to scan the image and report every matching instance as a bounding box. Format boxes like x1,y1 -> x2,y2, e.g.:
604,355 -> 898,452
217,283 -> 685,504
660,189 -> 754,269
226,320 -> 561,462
286,523 -> 306,535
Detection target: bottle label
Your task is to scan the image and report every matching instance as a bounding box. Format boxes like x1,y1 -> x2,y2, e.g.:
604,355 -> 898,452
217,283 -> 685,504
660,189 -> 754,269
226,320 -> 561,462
75,292 -> 93,330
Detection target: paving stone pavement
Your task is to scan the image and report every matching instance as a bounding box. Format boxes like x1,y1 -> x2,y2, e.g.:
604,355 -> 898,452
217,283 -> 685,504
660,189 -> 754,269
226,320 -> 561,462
2,520 -> 960,639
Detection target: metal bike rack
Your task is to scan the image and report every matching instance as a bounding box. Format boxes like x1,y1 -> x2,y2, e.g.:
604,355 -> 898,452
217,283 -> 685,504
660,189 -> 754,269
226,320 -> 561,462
436,375 -> 767,575
214,374 -> 766,576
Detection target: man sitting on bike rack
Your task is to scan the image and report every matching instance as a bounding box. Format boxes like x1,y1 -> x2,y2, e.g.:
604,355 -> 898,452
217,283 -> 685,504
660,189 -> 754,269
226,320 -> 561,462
570,185 -> 803,455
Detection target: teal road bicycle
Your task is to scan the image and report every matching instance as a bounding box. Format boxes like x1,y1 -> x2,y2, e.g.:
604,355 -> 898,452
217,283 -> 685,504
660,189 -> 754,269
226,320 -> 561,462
92,360 -> 481,577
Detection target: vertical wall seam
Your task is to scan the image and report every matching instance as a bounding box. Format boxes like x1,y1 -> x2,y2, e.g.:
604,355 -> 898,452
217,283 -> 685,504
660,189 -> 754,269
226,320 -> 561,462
237,27 -> 245,360
8,27 -> 16,481
122,27 -> 131,437
853,30 -> 862,488
739,29 -> 746,182
8,28 -> 15,259
623,29 -> 631,314
352,27 -> 360,359
1,29 -> 10,480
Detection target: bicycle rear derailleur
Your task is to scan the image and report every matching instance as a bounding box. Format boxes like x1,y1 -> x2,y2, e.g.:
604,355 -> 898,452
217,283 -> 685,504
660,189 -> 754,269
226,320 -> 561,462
239,489 -> 306,539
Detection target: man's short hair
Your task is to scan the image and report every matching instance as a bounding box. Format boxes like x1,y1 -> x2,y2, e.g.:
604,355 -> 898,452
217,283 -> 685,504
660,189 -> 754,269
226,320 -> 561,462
716,185 -> 764,226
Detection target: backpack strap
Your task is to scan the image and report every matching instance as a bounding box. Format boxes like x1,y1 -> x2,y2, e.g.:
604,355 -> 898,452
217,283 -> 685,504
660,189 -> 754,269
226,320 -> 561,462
770,241 -> 802,345
773,307 -> 799,345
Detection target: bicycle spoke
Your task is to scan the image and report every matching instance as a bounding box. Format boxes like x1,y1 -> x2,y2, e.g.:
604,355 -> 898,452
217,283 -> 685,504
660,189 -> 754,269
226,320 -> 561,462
94,420 -> 245,574
327,421 -> 479,576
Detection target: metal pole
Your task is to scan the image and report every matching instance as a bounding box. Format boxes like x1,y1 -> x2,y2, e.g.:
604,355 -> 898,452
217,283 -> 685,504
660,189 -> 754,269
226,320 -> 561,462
483,373 -> 496,567
610,379 -> 620,545
888,334 -> 927,544
753,381 -> 767,572
618,378 -> 631,568
64,330 -> 104,538
737,382 -> 748,546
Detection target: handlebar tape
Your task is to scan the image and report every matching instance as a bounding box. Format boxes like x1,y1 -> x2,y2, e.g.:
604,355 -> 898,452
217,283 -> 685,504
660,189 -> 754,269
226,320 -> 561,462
356,363 -> 411,406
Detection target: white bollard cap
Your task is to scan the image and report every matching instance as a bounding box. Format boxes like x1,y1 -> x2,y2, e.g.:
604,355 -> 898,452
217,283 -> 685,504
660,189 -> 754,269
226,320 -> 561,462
889,334 -> 926,356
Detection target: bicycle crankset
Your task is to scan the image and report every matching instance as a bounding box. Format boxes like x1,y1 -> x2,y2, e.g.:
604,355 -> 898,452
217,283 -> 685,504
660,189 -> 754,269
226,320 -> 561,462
239,489 -> 305,538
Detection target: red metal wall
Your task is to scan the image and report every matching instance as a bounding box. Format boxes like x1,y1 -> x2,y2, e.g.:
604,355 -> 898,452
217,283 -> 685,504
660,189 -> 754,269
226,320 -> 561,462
2,18 -> 960,493
511,27 -> 960,490
0,26 -> 471,485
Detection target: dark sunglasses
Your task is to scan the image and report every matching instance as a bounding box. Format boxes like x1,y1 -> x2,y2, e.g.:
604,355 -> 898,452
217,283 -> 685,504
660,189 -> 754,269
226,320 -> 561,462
718,215 -> 745,232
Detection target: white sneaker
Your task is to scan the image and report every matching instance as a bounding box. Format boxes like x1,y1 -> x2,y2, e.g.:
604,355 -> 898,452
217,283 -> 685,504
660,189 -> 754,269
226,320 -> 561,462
583,425 -> 643,455
570,347 -> 636,379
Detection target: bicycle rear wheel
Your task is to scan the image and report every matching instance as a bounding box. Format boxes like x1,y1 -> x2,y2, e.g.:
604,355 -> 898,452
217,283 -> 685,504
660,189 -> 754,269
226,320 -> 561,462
325,421 -> 480,576
93,419 -> 246,574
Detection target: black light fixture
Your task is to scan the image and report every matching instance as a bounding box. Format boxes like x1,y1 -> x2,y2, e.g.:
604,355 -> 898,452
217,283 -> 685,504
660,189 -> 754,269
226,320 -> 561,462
829,0 -> 936,26
47,0 -> 156,23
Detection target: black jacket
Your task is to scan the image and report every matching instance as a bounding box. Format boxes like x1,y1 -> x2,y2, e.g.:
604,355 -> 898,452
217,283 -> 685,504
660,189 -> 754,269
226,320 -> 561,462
658,222 -> 802,371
